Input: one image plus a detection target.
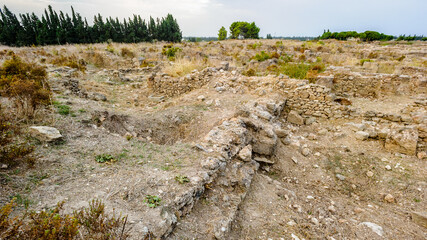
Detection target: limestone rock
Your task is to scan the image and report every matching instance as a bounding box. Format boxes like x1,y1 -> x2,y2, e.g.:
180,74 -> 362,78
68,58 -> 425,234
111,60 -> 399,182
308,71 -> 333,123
360,222 -> 384,237
384,194 -> 395,203
253,156 -> 274,164
385,126 -> 418,155
238,145 -> 252,162
29,126 -> 62,142
90,92 -> 107,101
355,131 -> 369,140
301,148 -> 310,156
252,135 -> 277,156
287,110 -> 304,125
275,128 -> 289,138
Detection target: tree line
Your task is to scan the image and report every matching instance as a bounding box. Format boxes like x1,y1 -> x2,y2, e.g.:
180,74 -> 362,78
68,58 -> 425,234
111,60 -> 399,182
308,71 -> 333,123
319,30 -> 426,41
0,5 -> 182,46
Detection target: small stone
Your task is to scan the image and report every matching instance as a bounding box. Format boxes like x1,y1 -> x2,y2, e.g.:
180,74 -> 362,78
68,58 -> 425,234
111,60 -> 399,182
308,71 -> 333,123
301,148 -> 310,156
385,165 -> 392,171
291,157 -> 298,164
291,233 -> 301,240
308,133 -> 317,140
384,194 -> 395,203
253,156 -> 274,164
417,151 -> 427,160
287,220 -> 297,226
29,126 -> 63,142
318,128 -> 328,135
305,117 -> 317,125
336,174 -> 346,181
197,95 -> 206,101
328,205 -> 336,213
355,131 -> 370,140
360,222 -> 384,236
287,110 -> 304,125
311,217 -> 319,225
307,195 -> 314,200
238,145 -> 252,162
275,128 -> 290,138
281,137 -> 292,145
366,171 -> 374,177
354,207 -> 364,214
1,164 -> 8,169
91,92 -> 107,101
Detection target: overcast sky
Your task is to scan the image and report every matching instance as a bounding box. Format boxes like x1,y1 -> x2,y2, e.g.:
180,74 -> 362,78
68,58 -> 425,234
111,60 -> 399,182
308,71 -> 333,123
2,0 -> 426,37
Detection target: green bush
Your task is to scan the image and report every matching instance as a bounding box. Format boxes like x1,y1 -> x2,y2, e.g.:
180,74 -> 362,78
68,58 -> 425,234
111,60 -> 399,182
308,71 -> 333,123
254,51 -> 271,62
360,59 -> 373,66
162,45 -> 182,60
95,154 -> 115,163
145,195 -> 161,208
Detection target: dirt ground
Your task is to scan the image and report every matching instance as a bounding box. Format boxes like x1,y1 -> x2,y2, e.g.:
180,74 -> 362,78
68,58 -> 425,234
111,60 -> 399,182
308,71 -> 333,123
0,39 -> 426,239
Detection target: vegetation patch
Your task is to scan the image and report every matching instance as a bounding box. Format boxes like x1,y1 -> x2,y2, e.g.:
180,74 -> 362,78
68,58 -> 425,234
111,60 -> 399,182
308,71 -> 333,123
145,195 -> 161,208
95,154 -> 115,163
0,199 -> 130,239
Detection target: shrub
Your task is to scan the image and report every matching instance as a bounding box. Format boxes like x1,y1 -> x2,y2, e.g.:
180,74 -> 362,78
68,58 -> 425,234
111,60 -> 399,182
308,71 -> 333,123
360,59 -> 373,66
0,104 -> 35,168
74,199 -> 130,239
162,45 -> 182,60
0,199 -> 130,239
396,55 -> 406,61
85,51 -> 107,68
120,47 -> 135,58
254,51 -> 271,62
247,42 -> 262,50
145,195 -> 161,208
106,44 -> 115,54
175,175 -> 190,184
95,154 -> 115,163
242,68 -> 256,77
53,102 -> 72,116
50,55 -> 86,72
0,56 -> 51,118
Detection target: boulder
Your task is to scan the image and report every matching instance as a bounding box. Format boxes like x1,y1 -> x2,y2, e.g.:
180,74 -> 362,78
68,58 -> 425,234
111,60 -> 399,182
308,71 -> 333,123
287,110 -> 304,125
385,126 -> 418,155
29,126 -> 62,142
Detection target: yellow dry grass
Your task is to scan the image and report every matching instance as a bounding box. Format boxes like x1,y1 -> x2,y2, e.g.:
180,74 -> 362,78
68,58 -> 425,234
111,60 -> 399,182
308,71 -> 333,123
163,57 -> 207,77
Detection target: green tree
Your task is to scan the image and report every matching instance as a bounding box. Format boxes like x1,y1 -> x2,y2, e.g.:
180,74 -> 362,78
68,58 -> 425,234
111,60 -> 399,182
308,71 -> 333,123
266,34 -> 272,39
229,21 -> 259,39
218,26 -> 227,40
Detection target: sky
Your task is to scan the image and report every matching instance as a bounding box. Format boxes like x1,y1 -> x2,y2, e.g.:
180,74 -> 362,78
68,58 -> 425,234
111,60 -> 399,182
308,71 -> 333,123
2,0 -> 427,37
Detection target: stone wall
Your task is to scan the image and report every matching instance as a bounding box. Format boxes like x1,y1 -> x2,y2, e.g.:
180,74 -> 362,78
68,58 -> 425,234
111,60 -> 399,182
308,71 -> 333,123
285,83 -> 357,120
317,71 -> 425,98
147,67 -> 216,97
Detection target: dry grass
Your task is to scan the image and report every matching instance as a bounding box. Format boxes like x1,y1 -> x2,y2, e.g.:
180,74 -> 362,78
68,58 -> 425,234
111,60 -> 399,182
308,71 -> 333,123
163,57 -> 207,77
